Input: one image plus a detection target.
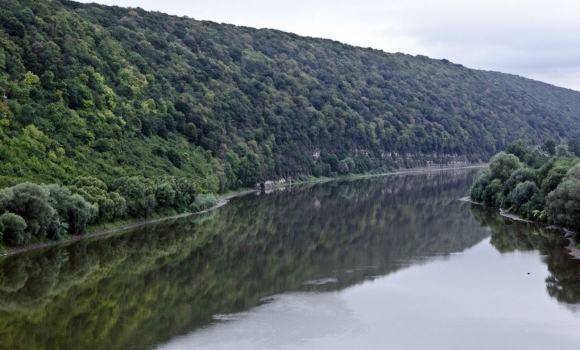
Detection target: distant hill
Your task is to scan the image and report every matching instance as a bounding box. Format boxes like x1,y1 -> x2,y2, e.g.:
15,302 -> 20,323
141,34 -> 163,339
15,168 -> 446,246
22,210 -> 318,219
1,0 -> 580,190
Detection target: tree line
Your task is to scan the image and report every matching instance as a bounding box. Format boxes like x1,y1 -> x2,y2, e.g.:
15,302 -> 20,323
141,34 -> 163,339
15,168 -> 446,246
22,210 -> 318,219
0,175 -> 207,247
470,139 -> 580,230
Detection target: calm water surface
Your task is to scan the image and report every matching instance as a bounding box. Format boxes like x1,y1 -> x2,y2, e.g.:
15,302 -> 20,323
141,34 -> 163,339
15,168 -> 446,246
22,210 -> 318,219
1,169 -> 579,349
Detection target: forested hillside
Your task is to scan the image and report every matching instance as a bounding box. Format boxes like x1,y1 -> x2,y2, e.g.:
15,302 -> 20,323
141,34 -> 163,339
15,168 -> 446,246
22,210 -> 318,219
2,0 -> 580,191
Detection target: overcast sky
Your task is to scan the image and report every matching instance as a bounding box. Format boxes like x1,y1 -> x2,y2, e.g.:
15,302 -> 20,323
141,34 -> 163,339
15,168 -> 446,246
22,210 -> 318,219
76,0 -> 580,91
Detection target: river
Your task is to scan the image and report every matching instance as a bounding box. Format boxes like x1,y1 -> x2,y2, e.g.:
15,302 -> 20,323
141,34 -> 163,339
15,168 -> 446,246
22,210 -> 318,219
0,169 -> 579,349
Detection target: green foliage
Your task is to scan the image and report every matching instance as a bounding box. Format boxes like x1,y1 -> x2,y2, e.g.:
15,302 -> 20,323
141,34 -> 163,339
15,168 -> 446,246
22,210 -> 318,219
111,176 -> 157,218
542,139 -> 556,156
503,181 -> 539,217
538,157 -> 580,195
154,176 -> 197,212
45,184 -> 98,236
546,164 -> 580,227
487,179 -> 504,207
3,0 -> 580,242
470,168 -> 491,204
0,0 -> 579,196
0,183 -> 57,241
0,213 -> 28,246
338,157 -> 356,175
489,152 -> 521,183
546,179 -> 580,227
69,176 -> 126,223
188,194 -> 218,212
506,139 -> 528,161
473,143 -> 580,228
502,168 -> 538,197
0,182 -> 97,246
66,193 -> 98,235
568,139 -> 580,157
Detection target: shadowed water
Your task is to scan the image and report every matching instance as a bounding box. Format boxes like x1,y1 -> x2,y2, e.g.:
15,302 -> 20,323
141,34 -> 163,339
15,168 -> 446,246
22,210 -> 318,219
0,169 -> 579,349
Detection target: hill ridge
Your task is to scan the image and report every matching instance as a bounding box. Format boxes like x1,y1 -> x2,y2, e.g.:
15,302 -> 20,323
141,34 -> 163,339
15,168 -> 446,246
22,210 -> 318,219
0,0 -> 580,192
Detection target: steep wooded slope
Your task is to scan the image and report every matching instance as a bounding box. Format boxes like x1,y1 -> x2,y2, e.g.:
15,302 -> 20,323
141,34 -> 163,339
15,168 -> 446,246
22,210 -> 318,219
1,0 -> 580,191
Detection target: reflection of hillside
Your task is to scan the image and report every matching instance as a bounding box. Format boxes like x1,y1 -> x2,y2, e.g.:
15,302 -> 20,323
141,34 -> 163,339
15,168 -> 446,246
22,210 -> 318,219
470,206 -> 580,309
0,170 -> 487,350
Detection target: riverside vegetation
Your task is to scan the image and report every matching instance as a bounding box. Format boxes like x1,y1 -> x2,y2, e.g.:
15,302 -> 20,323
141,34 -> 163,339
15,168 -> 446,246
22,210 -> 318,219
0,172 -> 495,349
2,171 -> 579,349
470,139 -> 580,236
2,0 -> 580,248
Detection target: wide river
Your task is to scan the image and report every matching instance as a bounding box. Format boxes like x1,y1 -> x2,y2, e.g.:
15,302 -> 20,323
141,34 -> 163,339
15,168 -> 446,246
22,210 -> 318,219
1,169 -> 579,349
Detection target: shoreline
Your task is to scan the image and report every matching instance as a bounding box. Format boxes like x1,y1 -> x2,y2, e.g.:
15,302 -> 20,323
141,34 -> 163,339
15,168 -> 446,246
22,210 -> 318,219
0,190 -> 256,258
459,197 -> 580,259
0,166 -> 483,258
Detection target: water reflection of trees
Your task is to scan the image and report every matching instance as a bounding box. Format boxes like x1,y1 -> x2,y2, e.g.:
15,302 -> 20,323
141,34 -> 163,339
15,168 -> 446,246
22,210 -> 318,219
0,170 -> 488,350
470,205 -> 580,309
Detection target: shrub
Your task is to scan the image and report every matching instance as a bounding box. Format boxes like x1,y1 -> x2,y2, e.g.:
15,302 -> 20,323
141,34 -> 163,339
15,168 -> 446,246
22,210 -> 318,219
45,184 -> 98,237
0,183 -> 58,240
546,179 -> 580,227
0,213 -> 28,246
188,194 -> 218,213
67,194 -> 99,235
504,181 -> 539,212
111,176 -> 157,218
486,179 -> 503,207
470,168 -> 491,203
69,176 -> 126,223
502,168 -> 538,197
545,165 -> 580,227
489,152 -> 522,183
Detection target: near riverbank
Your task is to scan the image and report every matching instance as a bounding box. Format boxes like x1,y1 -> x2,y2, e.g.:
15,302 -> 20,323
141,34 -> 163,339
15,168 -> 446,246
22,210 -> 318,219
459,196 -> 580,259
0,189 -> 255,257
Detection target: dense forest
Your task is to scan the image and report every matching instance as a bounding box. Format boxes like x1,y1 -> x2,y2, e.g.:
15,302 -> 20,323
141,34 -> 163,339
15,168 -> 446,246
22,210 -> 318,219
470,139 -> 580,233
2,0 -> 580,246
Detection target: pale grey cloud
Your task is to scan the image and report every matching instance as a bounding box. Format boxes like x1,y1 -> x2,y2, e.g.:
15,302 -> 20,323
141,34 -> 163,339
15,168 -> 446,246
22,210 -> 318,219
76,0 -> 580,91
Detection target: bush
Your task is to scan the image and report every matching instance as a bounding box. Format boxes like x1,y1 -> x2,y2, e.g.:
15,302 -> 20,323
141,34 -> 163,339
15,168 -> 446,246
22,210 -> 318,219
154,176 -> 197,212
546,179 -> 580,227
66,194 -> 99,235
502,168 -> 538,197
0,183 -> 58,240
470,168 -> 491,203
155,181 -> 177,208
545,165 -> 580,227
489,152 -> 522,183
486,179 -> 503,207
504,181 -> 539,212
111,176 -> 157,218
188,194 -> 218,213
69,176 -> 126,223
0,213 -> 28,246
